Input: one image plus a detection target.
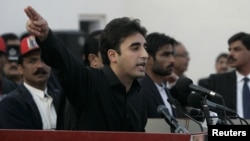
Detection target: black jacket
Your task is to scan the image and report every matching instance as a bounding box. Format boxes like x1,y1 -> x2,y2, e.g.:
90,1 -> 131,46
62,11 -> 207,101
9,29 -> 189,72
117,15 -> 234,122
0,83 -> 61,129
1,76 -> 17,94
139,74 -> 185,118
199,71 -> 237,116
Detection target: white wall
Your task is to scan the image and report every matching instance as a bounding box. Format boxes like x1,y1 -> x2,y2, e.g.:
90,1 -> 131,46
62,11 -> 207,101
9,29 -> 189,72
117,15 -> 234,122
0,0 -> 127,34
1,0 -> 250,84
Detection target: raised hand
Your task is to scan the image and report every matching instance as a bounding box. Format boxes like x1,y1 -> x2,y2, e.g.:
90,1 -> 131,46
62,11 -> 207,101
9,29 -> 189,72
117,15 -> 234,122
24,6 -> 49,41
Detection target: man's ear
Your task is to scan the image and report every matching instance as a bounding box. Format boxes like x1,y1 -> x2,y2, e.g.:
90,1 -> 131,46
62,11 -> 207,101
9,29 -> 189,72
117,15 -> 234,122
107,49 -> 117,63
88,54 -> 98,66
88,54 -> 96,62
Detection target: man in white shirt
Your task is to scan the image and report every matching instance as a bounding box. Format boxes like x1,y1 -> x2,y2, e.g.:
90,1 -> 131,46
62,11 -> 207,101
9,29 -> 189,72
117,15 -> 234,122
0,35 -> 61,129
199,32 -> 250,120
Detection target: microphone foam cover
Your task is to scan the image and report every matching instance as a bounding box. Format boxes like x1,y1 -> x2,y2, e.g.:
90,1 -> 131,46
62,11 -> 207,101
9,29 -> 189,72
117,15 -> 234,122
175,76 -> 193,93
172,76 -> 193,106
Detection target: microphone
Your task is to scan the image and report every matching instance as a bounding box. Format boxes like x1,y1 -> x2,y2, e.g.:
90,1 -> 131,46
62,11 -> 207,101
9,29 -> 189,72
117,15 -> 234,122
176,77 -> 222,98
187,93 -> 236,125
167,98 -> 204,132
157,105 -> 189,134
188,94 -> 249,125
187,93 -> 236,115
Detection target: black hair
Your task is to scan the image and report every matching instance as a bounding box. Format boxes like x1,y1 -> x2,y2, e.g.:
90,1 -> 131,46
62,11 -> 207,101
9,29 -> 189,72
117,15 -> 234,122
1,33 -> 19,42
228,32 -> 250,50
146,32 -> 177,59
82,30 -> 103,66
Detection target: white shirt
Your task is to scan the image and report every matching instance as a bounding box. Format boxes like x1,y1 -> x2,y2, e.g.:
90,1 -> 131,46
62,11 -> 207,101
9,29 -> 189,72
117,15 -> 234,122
236,72 -> 250,118
155,83 -> 173,116
24,82 -> 57,129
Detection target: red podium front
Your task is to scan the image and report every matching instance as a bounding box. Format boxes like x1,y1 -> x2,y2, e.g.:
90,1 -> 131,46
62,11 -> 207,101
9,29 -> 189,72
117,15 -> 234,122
0,129 -> 206,141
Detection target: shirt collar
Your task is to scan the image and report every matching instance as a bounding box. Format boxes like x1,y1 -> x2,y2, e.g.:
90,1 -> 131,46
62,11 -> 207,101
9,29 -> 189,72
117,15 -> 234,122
103,65 -> 121,87
23,82 -> 48,98
102,65 -> 141,90
236,71 -> 250,82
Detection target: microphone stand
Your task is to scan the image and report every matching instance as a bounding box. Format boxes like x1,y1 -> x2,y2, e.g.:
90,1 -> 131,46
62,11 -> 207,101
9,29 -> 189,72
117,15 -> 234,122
168,117 -> 189,134
163,111 -> 189,134
200,97 -> 213,126
168,98 -> 204,132
158,105 -> 189,134
220,97 -> 232,125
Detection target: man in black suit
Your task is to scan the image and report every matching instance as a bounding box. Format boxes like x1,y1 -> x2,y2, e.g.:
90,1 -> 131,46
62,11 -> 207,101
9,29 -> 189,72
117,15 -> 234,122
199,32 -> 250,119
0,37 -> 18,100
0,36 -> 61,129
139,32 -> 184,118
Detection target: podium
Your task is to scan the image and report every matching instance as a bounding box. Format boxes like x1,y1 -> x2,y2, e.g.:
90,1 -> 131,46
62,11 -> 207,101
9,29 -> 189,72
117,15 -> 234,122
0,129 -> 207,141
0,118 -> 210,141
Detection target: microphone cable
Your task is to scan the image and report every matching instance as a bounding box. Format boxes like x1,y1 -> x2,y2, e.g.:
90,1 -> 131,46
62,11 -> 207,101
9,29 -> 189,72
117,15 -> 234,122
227,115 -> 249,125
219,97 -> 247,125
220,97 -> 233,125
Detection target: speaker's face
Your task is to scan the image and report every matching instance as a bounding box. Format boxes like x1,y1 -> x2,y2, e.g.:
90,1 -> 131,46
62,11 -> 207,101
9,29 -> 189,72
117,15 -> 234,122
112,32 -> 148,79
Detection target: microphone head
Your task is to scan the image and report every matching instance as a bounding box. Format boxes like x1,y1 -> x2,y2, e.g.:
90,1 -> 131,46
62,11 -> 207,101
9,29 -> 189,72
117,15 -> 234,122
173,76 -> 193,106
175,76 -> 193,93
187,93 -> 203,108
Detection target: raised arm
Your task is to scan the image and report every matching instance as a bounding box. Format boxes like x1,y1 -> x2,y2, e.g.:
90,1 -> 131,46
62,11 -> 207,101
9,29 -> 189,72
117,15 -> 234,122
24,6 -> 91,106
24,6 -> 49,42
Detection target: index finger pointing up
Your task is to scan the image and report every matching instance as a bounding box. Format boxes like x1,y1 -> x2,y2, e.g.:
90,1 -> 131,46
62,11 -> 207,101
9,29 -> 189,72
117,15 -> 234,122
24,6 -> 41,21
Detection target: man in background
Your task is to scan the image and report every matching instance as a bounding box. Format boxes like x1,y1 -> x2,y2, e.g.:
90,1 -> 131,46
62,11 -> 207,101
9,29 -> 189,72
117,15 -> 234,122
215,52 -> 231,74
82,29 -> 103,68
0,36 -> 61,129
164,41 -> 191,107
139,32 -> 182,118
172,42 -> 190,77
2,33 -> 22,85
0,37 -> 17,100
199,32 -> 250,119
198,52 -> 232,86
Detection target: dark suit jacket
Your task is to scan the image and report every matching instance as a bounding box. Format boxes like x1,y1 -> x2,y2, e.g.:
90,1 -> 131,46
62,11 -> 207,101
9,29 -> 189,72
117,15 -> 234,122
139,74 -> 183,118
1,76 -> 17,94
0,83 -> 61,129
199,71 -> 237,115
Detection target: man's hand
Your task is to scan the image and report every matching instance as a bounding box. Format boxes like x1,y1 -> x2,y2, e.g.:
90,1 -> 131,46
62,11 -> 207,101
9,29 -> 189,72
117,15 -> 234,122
24,6 -> 49,42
